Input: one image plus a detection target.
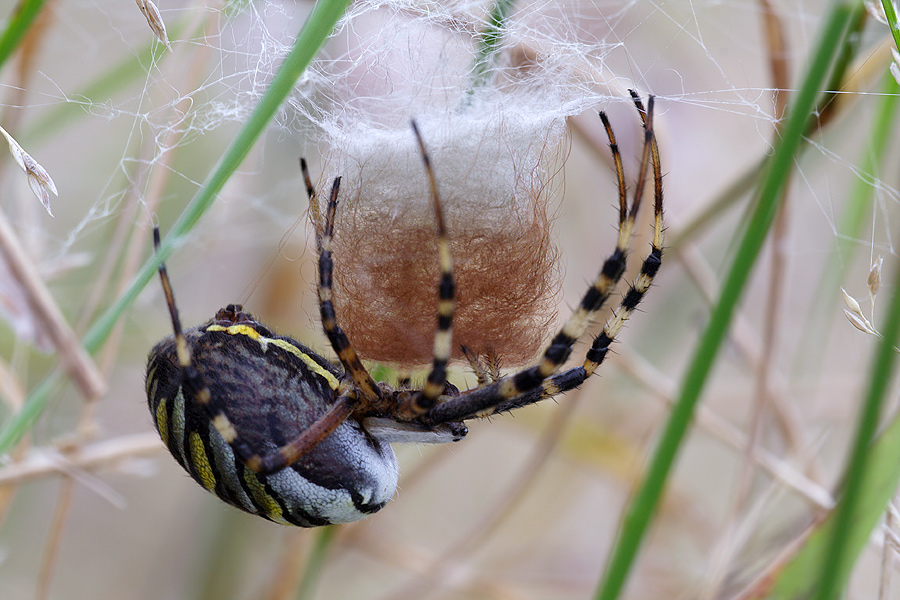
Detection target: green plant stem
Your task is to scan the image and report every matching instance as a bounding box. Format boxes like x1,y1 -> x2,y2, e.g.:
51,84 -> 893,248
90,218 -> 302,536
0,0 -> 45,70
797,71 -> 900,377
593,4 -> 857,599
295,526 -> 336,600
0,0 -> 353,453
834,75 -> 900,274
668,156 -> 763,251
815,191 -> 900,592
881,0 -> 900,55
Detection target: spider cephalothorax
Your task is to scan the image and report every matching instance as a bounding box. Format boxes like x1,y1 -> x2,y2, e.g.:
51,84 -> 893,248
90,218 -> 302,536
146,91 -> 663,526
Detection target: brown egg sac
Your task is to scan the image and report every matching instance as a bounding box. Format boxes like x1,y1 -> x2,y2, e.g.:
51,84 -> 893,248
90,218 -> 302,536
314,113 -> 565,368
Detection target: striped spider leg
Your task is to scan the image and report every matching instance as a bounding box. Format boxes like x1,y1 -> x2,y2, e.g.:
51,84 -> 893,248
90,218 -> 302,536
422,92 -> 663,424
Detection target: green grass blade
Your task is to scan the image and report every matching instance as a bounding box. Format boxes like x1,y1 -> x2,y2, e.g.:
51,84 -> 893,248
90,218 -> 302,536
796,71 -> 900,376
815,174 -> 900,595
593,4 -> 857,599
295,526 -> 336,600
668,155 -> 764,251
672,9 -> 864,254
0,0 -> 353,453
0,0 -> 45,70
765,280 -> 900,597
764,269 -> 900,598
881,0 -> 900,55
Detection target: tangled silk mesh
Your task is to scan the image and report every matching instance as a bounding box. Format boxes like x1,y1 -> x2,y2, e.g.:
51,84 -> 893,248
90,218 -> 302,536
293,1 -> 613,367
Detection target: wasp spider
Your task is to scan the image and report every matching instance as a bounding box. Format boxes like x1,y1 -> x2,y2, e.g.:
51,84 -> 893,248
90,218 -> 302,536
145,92 -> 664,527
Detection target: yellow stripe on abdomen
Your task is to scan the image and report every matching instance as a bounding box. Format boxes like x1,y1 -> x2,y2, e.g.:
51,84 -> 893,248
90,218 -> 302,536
206,324 -> 340,390
243,470 -> 288,524
268,339 -> 340,390
155,397 -> 169,448
189,432 -> 216,492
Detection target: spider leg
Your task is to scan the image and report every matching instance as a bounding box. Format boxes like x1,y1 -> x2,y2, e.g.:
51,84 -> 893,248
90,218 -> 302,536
154,228 -> 253,461
484,102 -> 663,415
400,120 -> 456,417
519,96 -> 646,387
300,157 -> 320,228
315,176 -> 383,403
423,93 -> 660,425
396,371 -> 412,388
462,346 -> 491,387
245,166 -> 419,473
582,93 -> 663,378
462,346 -> 502,388
479,365 -> 589,415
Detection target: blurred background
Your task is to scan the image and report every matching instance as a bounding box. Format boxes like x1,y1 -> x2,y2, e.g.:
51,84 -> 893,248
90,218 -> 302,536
0,1 -> 898,598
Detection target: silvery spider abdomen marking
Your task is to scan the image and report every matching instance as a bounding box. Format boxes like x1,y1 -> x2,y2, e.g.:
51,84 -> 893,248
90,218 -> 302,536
146,316 -> 399,527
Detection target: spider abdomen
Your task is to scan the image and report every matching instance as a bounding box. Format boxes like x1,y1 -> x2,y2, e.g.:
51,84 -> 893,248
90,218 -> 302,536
146,320 -> 399,526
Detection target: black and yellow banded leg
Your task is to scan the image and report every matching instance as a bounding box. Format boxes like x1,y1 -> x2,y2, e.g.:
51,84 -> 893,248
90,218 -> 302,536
153,229 -> 251,458
480,365 -> 589,415
316,177 -> 383,404
396,371 -> 412,388
423,94 -> 659,424
495,97 -> 652,401
152,230 -> 272,474
585,95 -> 664,377
405,119 -> 456,416
515,94 -> 664,402
502,94 -> 665,406
303,159 -> 381,404
491,214 -> 663,415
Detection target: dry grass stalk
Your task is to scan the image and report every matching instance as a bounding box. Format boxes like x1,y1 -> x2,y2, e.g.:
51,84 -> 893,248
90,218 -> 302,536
0,432 -> 163,485
0,211 -> 106,399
